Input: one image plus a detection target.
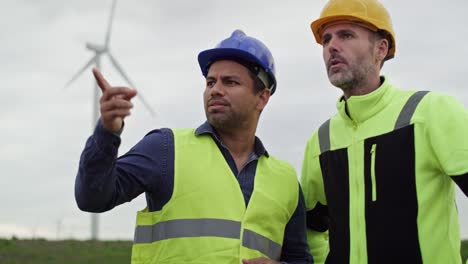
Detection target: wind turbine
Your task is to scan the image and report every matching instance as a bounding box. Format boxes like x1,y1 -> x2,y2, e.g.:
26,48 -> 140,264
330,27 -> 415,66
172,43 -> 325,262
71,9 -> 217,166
65,0 -> 156,240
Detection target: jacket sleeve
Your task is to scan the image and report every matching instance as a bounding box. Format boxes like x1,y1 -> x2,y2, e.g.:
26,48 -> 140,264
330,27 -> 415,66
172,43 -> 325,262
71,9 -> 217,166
422,93 -> 468,196
300,134 -> 330,263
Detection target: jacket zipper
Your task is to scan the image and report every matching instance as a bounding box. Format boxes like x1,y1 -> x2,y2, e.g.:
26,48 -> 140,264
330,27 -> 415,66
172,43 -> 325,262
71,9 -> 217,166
370,144 -> 377,202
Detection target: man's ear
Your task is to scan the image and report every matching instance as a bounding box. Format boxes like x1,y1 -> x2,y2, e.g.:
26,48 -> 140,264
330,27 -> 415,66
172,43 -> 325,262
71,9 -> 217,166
256,88 -> 271,111
376,38 -> 389,62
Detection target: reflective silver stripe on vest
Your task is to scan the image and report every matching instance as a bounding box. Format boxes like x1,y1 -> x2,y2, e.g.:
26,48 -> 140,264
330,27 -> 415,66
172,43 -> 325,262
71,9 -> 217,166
134,218 -> 241,244
134,219 -> 283,259
394,91 -> 429,129
318,119 -> 331,153
242,229 -> 282,260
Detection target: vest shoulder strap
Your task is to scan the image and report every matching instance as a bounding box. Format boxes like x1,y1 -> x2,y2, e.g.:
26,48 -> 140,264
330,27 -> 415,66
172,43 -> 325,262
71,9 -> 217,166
318,119 -> 331,154
318,91 -> 430,154
394,91 -> 430,130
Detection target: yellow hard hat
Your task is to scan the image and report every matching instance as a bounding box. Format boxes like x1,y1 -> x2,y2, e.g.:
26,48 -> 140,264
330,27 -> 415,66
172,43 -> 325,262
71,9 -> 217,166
311,0 -> 396,60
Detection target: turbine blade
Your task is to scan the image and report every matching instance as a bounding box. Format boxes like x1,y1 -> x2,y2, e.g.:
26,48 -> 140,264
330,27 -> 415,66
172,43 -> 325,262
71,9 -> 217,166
64,55 -> 98,89
108,53 -> 157,116
105,0 -> 118,47
134,89 -> 157,117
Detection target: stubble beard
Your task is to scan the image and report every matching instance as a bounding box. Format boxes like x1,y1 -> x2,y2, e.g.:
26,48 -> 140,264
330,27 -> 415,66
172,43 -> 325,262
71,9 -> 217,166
328,58 -> 375,94
206,110 -> 245,130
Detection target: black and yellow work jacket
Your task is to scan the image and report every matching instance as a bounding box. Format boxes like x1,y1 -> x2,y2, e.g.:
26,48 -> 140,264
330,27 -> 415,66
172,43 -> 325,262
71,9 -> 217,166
301,77 -> 468,264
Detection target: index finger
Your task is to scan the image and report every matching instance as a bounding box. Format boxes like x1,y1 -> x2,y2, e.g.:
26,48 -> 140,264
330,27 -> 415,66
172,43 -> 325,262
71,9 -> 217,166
101,86 -> 136,102
92,68 -> 111,93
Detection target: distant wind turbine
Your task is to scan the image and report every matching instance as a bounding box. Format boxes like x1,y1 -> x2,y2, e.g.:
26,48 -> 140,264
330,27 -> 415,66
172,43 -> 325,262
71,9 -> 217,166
64,0 -> 156,240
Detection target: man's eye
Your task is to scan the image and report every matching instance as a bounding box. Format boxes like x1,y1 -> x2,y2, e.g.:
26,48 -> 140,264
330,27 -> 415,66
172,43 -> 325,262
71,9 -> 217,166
206,81 -> 215,87
322,36 -> 331,45
226,80 -> 238,86
342,33 -> 353,39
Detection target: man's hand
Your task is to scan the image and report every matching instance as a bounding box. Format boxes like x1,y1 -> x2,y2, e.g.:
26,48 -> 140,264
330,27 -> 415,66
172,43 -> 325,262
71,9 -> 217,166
93,68 -> 137,133
242,257 -> 280,264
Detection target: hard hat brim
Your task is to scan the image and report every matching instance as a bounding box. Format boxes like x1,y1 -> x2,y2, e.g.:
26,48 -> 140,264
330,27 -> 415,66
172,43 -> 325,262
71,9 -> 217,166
311,15 -> 396,60
311,15 -> 378,44
198,48 -> 264,75
198,48 -> 277,94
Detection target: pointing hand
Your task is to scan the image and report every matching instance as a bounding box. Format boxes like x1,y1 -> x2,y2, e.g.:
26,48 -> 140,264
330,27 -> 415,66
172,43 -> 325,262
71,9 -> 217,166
93,68 -> 137,133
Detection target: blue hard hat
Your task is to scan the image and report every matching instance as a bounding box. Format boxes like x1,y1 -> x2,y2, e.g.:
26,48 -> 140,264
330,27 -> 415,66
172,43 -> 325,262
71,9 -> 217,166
198,30 -> 277,95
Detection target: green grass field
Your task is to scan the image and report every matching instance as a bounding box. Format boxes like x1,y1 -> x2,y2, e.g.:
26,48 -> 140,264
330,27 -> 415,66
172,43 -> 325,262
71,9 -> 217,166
0,238 -> 132,264
0,238 -> 467,263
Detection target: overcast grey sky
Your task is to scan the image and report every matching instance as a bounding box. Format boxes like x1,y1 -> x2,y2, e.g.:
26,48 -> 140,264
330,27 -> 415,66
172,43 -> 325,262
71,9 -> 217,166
1,0 -> 467,240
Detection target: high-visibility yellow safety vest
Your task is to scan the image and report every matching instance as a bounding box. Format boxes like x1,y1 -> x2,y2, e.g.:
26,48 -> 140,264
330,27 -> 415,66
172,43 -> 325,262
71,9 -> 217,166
131,128 -> 299,264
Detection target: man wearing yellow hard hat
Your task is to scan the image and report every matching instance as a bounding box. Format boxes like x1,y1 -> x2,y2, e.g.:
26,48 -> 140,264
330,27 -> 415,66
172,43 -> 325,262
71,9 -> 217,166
300,0 -> 468,263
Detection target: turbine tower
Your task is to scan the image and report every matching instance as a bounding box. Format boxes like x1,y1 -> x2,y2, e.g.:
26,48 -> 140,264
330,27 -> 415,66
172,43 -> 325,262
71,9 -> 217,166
65,0 -> 155,240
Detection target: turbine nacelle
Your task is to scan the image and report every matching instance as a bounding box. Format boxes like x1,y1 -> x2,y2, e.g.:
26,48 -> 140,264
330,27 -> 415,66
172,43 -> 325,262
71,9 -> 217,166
64,0 -> 156,117
86,42 -> 107,54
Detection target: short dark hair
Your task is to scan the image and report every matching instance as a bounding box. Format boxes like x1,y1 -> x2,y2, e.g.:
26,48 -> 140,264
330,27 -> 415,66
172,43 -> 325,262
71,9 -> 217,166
369,30 -> 392,68
235,60 -> 270,94
247,69 -> 268,94
376,30 -> 393,53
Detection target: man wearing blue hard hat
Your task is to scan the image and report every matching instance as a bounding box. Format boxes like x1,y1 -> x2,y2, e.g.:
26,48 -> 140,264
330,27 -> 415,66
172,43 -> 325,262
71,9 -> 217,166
74,30 -> 312,264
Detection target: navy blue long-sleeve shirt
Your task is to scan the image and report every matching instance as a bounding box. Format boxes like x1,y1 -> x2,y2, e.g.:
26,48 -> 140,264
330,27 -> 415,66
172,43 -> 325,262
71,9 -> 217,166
75,121 -> 312,263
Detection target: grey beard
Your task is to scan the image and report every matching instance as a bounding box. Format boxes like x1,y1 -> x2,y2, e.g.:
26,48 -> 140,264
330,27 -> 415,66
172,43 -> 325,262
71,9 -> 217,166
330,66 -> 374,93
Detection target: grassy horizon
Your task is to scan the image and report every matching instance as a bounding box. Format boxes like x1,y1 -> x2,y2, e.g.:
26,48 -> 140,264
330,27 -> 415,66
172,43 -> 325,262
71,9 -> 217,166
0,238 -> 467,263
0,238 -> 132,264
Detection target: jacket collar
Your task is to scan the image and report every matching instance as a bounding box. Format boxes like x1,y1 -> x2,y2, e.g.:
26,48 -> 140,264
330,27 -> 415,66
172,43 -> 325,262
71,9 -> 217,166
336,76 -> 396,125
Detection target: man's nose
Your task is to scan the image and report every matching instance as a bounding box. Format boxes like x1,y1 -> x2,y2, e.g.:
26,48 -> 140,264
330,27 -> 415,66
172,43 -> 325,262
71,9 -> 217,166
327,37 -> 339,53
210,80 -> 225,96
